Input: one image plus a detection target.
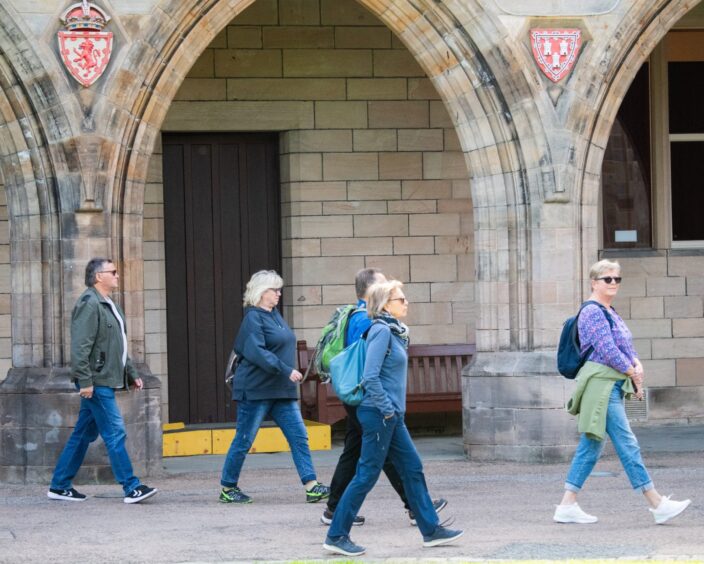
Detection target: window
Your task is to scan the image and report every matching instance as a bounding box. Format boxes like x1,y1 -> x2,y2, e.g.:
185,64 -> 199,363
601,65 -> 652,248
668,60 -> 704,242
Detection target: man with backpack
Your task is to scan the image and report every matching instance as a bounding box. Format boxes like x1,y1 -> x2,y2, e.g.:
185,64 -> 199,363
319,268 -> 446,526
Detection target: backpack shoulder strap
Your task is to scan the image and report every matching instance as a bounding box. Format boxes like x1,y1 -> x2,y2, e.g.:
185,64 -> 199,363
579,300 -> 614,328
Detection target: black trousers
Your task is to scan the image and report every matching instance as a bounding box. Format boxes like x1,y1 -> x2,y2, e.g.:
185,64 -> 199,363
326,403 -> 409,512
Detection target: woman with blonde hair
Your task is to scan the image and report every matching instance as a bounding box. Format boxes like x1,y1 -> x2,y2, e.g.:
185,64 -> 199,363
323,280 -> 463,556
219,270 -> 329,505
554,259 -> 691,525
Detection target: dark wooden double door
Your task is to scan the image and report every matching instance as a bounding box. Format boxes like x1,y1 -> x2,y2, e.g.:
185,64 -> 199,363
163,133 -> 280,424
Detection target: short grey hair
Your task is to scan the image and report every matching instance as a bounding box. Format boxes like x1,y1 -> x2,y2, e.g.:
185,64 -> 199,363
85,258 -> 112,287
366,280 -> 403,317
243,270 -> 284,307
589,259 -> 620,280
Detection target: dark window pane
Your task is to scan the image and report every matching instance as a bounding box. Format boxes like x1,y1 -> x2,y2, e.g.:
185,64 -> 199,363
602,64 -> 652,248
668,62 -> 704,134
671,141 -> 704,241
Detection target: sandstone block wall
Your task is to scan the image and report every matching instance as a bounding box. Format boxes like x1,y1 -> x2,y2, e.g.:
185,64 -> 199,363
148,0 -> 475,421
611,253 -> 704,423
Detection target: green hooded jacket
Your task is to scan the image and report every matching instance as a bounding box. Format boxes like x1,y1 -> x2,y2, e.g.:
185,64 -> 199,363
566,361 -> 635,441
71,287 -> 139,389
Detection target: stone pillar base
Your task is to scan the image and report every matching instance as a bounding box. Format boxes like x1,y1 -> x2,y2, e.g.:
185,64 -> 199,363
0,366 -> 162,484
463,351 -> 578,462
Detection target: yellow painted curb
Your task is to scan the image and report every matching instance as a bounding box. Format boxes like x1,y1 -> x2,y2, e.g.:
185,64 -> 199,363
163,420 -> 331,457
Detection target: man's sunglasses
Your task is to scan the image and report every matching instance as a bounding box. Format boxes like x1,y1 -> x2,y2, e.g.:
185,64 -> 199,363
596,276 -> 622,284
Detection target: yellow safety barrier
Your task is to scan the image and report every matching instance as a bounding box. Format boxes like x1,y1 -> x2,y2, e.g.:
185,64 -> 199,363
163,420 -> 331,457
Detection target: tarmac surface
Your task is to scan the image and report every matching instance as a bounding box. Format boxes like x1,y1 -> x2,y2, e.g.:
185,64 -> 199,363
1,425 -> 703,563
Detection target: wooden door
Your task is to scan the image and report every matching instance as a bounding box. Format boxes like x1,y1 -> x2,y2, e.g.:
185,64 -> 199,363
163,133 -> 280,424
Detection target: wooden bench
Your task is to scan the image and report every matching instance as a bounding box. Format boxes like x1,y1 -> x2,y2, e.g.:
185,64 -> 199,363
297,341 -> 475,425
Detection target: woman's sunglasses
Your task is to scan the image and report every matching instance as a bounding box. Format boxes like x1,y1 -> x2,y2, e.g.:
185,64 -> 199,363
596,276 -> 622,284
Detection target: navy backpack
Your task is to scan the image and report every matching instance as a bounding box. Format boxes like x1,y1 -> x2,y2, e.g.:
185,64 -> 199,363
557,300 -> 614,379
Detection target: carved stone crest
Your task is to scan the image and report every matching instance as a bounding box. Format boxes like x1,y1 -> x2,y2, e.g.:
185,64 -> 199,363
530,29 -> 582,83
58,1 -> 113,87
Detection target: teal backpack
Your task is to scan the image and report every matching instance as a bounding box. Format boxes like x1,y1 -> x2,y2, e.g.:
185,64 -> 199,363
312,304 -> 363,381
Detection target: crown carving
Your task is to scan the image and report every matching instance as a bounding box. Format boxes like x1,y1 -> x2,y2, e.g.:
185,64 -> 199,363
60,1 -> 111,31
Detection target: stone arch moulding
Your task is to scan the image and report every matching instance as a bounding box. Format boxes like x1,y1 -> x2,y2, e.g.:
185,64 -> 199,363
578,0 -> 702,279
0,3 -> 73,369
115,0 -> 546,352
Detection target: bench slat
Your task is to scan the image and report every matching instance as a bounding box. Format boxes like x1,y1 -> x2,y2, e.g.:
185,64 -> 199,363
297,340 -> 474,425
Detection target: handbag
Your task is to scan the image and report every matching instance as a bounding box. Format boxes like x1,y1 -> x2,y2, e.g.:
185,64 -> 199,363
328,334 -> 368,406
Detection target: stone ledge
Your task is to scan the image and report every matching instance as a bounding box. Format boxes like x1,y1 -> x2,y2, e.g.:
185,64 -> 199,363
0,366 -> 161,484
463,351 -> 578,462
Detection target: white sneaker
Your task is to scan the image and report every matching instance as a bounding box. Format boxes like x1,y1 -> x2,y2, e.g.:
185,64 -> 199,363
553,503 -> 598,524
650,495 -> 691,525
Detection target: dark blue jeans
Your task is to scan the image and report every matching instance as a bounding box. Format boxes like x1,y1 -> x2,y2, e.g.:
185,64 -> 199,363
221,398 -> 317,487
328,406 -> 439,539
50,386 -> 140,495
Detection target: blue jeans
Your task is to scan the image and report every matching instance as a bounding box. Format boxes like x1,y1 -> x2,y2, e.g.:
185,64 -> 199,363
565,382 -> 653,493
221,399 -> 316,487
50,386 -> 140,495
328,407 -> 439,539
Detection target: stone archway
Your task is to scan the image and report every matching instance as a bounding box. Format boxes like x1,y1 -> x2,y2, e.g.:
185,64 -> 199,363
0,5 -> 64,369
110,0 -> 543,359
579,0 -> 703,275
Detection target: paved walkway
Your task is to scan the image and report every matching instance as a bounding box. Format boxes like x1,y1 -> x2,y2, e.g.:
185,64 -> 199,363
1,426 -> 702,563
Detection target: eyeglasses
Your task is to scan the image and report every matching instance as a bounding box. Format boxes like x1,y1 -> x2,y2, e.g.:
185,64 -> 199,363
596,276 -> 622,284
388,297 -> 408,303
267,288 -> 282,294
99,270 -> 118,276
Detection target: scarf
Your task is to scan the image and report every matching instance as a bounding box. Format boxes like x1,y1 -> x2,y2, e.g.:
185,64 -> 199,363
374,311 -> 410,345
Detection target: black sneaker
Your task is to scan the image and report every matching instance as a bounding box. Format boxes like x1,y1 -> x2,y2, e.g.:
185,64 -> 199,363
320,507 -> 365,526
124,485 -> 158,504
47,488 -> 87,502
219,486 -> 252,504
409,498 -> 448,526
306,482 -> 330,503
323,535 -> 366,556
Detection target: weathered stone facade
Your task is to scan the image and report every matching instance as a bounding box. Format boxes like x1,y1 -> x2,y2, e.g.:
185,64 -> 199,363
0,0 -> 703,478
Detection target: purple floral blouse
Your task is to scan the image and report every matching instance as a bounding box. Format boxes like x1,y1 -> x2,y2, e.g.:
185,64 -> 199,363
578,303 -> 637,374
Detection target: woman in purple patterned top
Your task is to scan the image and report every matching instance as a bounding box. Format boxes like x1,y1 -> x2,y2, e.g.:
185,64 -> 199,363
553,260 -> 691,526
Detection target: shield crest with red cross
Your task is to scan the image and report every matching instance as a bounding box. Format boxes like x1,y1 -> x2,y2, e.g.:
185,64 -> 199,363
530,29 -> 582,83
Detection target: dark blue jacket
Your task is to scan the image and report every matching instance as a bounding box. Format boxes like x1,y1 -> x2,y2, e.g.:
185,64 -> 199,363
232,306 -> 297,401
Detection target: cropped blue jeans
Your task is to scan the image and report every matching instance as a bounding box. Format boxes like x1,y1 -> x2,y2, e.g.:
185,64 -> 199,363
221,398 -> 316,487
565,382 -> 653,493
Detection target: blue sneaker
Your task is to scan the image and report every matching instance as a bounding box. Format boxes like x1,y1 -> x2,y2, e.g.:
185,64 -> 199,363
323,535 -> 366,556
422,526 -> 464,548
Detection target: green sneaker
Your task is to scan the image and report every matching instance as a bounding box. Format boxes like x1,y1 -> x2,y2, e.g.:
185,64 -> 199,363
306,482 -> 330,503
219,486 -> 252,504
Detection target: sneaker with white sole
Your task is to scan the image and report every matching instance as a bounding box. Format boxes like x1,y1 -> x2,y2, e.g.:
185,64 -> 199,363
47,487 -> 87,501
320,507 -> 365,526
422,526 -> 464,548
323,535 -> 366,556
306,482 -> 330,503
650,495 -> 691,524
124,485 -> 158,504
553,502 -> 598,524
409,498 -> 448,526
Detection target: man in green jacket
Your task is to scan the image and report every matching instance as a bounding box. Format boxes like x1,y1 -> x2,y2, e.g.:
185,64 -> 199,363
48,258 -> 157,504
